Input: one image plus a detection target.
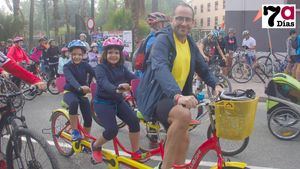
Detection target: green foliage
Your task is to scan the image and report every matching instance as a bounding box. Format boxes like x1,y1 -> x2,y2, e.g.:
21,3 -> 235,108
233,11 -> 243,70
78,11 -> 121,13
0,13 -> 26,41
102,9 -> 133,30
138,20 -> 150,38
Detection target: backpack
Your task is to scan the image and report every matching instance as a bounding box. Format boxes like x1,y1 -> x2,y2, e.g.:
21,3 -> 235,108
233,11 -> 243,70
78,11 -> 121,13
291,36 -> 299,50
133,35 -> 152,71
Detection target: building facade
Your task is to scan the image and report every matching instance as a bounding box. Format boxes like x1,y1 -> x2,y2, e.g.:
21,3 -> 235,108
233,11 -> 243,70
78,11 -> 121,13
190,0 -> 225,30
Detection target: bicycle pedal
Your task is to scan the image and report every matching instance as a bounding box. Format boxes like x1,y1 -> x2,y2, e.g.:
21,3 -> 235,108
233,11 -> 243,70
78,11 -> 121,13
90,157 -> 102,165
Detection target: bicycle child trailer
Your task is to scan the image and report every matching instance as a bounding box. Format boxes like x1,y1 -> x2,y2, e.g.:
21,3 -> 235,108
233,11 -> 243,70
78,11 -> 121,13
265,73 -> 300,140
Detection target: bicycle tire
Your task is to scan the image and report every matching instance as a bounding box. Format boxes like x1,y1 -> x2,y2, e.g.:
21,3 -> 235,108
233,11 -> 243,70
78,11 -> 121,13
216,74 -> 232,92
6,128 -> 60,169
47,79 -> 60,95
231,62 -> 253,83
207,125 -> 249,156
252,62 -> 267,83
268,106 -> 300,140
51,111 -> 74,157
256,56 -> 274,77
90,102 -> 126,128
22,84 -> 37,101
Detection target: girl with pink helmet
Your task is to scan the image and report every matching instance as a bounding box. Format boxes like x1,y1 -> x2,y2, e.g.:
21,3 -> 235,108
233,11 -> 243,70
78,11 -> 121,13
91,37 -> 144,163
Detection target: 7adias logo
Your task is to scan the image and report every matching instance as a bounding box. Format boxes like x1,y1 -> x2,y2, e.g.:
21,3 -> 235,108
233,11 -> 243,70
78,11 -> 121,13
262,4 -> 296,29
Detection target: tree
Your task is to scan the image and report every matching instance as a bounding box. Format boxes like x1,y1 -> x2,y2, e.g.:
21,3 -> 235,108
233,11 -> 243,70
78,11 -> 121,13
29,0 -> 34,49
53,0 -> 60,40
131,0 -> 140,47
64,0 -> 71,41
152,0 -> 158,12
12,0 -> 20,17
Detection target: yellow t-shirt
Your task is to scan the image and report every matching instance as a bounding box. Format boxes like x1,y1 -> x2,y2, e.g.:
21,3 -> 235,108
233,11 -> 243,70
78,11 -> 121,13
171,33 -> 191,90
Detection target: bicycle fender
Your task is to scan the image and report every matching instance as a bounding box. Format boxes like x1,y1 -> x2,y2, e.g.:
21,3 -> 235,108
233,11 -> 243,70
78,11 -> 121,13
49,108 -> 70,121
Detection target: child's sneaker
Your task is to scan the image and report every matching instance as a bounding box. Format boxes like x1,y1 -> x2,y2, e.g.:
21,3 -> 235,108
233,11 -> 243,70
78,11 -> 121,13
131,148 -> 150,163
71,129 -> 82,141
91,142 -> 102,164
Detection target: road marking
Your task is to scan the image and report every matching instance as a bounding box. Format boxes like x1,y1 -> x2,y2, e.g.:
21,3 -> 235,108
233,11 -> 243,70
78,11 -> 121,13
46,139 -> 278,169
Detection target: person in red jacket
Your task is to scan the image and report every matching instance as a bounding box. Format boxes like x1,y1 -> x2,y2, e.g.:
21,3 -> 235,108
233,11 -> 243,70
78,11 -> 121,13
7,37 -> 30,65
6,37 -> 31,87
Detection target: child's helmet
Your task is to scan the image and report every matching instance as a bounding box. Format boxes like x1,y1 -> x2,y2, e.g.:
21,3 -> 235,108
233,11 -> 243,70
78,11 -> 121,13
67,40 -> 87,53
102,37 -> 124,50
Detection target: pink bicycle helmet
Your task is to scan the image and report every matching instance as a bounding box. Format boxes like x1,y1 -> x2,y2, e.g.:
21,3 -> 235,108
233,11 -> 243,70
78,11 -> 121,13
13,36 -> 24,43
147,12 -> 168,27
61,47 -> 68,53
103,37 -> 124,50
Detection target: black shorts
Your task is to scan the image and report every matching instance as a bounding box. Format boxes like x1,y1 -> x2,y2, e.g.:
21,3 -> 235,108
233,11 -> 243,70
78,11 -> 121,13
154,98 -> 175,131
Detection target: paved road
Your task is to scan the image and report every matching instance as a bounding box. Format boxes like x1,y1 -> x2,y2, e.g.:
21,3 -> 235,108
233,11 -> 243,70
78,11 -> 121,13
18,93 -> 300,169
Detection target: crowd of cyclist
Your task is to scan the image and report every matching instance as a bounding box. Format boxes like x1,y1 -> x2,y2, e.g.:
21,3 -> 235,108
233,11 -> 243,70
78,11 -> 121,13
0,2 -> 299,169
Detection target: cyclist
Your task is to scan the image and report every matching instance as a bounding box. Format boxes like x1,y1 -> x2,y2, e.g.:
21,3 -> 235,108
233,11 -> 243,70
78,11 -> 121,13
91,37 -> 142,163
224,28 -> 237,77
7,36 -> 31,87
242,30 -> 256,66
133,12 -> 169,77
199,31 -> 227,69
79,33 -> 90,52
57,47 -> 70,76
63,40 -> 95,141
285,29 -> 297,75
46,39 -> 59,79
136,3 -> 223,169
30,37 -> 49,74
87,43 -> 100,69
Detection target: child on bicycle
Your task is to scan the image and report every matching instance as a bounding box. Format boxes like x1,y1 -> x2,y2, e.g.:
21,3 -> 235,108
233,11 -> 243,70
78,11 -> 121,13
63,40 -> 95,141
57,47 -> 70,76
91,37 -> 141,163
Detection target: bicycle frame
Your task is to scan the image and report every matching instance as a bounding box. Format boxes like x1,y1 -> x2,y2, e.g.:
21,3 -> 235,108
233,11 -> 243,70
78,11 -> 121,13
56,112 -> 164,169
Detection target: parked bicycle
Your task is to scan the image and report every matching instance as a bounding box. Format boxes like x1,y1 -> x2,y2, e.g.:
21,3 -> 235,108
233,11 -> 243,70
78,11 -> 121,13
0,77 -> 60,169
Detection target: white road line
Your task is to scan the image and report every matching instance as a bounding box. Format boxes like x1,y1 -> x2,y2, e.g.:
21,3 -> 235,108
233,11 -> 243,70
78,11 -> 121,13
46,139 -> 278,169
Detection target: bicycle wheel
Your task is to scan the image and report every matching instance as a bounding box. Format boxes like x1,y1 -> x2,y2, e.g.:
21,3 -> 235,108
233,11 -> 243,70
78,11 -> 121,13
252,62 -> 267,83
6,128 -> 60,169
207,125 -> 249,156
22,84 -> 37,101
231,62 -> 252,83
90,102 -> 126,128
256,56 -> 274,77
51,111 -> 74,157
47,79 -> 60,95
216,74 -> 232,92
268,106 -> 300,140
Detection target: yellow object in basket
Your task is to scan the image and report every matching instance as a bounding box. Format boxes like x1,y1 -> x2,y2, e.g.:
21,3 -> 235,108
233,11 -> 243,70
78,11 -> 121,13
214,97 -> 259,140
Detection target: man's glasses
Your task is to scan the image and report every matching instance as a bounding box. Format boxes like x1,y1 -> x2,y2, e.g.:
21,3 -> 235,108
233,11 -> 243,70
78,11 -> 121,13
174,16 -> 193,23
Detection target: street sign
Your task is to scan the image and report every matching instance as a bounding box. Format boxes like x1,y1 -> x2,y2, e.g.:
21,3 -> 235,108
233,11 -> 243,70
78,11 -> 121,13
87,18 -> 95,30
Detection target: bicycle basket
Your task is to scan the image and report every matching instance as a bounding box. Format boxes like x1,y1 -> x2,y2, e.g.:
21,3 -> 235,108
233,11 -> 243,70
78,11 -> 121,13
214,97 -> 258,140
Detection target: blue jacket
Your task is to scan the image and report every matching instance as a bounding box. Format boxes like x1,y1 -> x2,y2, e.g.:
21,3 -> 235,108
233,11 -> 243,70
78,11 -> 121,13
63,61 -> 95,95
136,26 -> 217,121
95,61 -> 137,102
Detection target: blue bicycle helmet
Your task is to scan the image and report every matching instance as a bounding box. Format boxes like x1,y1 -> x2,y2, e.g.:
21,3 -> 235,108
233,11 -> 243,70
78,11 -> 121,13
68,40 -> 87,53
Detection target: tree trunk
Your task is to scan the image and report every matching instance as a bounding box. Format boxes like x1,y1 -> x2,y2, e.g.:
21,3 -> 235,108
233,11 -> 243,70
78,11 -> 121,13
139,0 -> 145,17
43,0 -> 50,37
102,0 -> 109,23
91,0 -> 95,19
131,0 -> 139,48
12,0 -> 20,18
113,0 -> 117,9
125,0 -> 130,9
152,0 -> 158,12
53,0 -> 59,41
64,0 -> 70,42
29,0 -> 34,50
80,0 -> 87,18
